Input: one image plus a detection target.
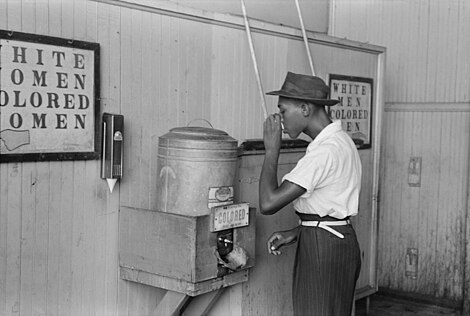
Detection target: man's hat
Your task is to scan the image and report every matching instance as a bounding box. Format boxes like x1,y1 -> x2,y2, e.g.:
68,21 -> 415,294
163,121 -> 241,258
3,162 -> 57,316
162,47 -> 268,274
266,72 -> 339,106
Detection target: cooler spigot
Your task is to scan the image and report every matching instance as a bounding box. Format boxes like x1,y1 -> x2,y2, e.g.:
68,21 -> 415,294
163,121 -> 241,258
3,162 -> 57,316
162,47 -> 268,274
218,237 -> 233,247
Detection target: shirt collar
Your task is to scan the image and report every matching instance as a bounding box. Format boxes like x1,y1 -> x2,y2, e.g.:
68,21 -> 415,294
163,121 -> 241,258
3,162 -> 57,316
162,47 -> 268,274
309,120 -> 342,148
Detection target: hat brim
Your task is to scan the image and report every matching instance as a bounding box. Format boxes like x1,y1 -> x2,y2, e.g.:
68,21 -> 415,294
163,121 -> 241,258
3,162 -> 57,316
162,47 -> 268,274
266,90 -> 340,106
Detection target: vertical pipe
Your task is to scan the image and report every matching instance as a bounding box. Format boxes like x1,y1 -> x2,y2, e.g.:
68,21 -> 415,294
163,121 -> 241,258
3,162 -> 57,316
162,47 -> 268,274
240,0 -> 268,119
371,50 -> 386,293
328,0 -> 337,36
294,0 -> 315,76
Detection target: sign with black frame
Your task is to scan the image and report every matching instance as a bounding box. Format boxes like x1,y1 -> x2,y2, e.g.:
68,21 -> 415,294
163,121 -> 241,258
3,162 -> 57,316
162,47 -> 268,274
0,30 -> 100,162
328,74 -> 373,149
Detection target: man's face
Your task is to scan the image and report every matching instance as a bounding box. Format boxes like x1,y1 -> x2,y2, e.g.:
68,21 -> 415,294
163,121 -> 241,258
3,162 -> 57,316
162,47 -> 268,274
278,97 -> 306,139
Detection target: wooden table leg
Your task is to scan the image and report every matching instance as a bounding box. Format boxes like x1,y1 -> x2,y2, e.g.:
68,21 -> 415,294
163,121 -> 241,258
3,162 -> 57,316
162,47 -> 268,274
182,288 -> 225,316
154,290 -> 190,316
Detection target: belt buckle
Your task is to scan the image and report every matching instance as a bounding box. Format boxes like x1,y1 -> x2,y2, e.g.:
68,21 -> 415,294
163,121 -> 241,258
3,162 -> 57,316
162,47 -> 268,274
318,222 -> 345,239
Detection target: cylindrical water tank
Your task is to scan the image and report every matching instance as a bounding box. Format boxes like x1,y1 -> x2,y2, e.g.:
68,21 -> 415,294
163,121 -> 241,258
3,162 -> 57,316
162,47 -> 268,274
156,126 -> 238,216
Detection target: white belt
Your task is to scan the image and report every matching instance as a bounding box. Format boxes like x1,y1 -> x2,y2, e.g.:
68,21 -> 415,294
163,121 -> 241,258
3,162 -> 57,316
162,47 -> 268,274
300,220 -> 351,239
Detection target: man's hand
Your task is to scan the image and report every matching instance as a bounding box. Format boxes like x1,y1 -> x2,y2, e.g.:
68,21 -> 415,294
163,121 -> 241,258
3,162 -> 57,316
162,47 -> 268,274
263,113 -> 282,154
267,227 -> 299,255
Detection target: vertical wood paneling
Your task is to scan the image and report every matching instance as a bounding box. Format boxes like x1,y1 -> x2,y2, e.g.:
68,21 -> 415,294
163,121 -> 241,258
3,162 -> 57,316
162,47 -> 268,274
6,0 -> 21,30
378,111 -> 392,286
47,162 -> 62,316
71,161 -> 85,316
95,2 -> 121,315
82,163 -> 97,315
19,163 -> 33,316
17,4 -> 38,315
160,15 -> 177,133
437,112 -> 452,297
21,0 -> 35,33
33,163 -> 50,316
334,0 -> 470,304
59,164 -> 74,316
0,164 -> 7,314
210,26 -> 289,141
399,112 -> 414,292
146,13 -> 162,211
119,8 -> 213,211
48,0 -> 62,38
19,6 -> 39,316
411,0 -> 429,103
123,8 -> 143,208
456,1 -> 470,100
61,0 -> 74,37
35,0 -> 49,35
4,164 -> 22,316
210,26 -> 241,138
333,0 -> 470,103
0,1 -> 6,29
415,112 -> 440,294
436,112 -> 466,299
379,110 -> 470,301
73,0 -> 88,40
80,4 -> 101,315
0,0 -> 122,315
426,1 -> 441,102
140,11 -> 153,214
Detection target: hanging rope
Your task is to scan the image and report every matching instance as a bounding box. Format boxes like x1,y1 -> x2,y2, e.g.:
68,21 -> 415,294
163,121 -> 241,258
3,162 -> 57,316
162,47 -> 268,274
240,0 -> 268,119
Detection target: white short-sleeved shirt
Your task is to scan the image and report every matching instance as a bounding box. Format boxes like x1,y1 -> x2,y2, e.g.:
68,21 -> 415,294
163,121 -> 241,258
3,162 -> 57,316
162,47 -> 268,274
282,120 -> 362,219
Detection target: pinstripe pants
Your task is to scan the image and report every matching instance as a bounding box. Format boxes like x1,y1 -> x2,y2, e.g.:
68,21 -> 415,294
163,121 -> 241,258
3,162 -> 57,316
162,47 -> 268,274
292,218 -> 361,316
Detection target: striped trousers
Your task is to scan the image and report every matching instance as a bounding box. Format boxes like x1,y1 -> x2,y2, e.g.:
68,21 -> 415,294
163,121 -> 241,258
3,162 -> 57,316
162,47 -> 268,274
293,215 -> 361,316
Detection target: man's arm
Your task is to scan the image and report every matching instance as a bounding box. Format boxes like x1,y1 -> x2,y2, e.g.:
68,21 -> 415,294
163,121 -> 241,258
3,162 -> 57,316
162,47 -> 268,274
259,161 -> 305,215
259,115 -> 305,215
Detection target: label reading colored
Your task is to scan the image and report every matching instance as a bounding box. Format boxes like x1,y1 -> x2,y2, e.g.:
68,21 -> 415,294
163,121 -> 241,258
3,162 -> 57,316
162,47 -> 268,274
211,203 -> 249,232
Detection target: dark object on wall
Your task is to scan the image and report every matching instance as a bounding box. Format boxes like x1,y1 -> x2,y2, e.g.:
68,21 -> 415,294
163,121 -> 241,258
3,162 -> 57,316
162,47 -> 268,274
101,113 -> 124,193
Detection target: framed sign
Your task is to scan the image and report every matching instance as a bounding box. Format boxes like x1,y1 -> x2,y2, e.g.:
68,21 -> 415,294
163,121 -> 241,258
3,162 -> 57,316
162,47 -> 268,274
0,30 -> 100,162
328,74 -> 373,149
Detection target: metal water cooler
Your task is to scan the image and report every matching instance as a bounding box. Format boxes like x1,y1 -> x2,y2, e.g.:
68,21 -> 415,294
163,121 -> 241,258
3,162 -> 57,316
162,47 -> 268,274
119,126 -> 256,311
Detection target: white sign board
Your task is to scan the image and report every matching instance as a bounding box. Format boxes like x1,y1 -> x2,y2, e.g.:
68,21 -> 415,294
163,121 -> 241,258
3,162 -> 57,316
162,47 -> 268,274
329,74 -> 373,149
0,30 -> 100,162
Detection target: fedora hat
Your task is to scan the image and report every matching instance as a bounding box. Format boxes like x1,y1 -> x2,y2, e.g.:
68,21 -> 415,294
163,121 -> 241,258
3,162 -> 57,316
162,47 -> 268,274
266,72 -> 339,106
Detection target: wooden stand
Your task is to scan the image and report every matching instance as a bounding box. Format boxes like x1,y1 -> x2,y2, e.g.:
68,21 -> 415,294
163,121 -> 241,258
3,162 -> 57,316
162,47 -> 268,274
119,206 -> 256,314
120,266 -> 248,297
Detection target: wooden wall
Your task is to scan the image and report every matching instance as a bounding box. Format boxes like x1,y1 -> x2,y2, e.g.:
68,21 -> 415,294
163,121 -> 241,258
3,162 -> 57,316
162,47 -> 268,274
332,0 -> 470,306
0,1 -> 122,315
380,106 -> 469,303
0,0 -> 383,315
168,0 -> 330,33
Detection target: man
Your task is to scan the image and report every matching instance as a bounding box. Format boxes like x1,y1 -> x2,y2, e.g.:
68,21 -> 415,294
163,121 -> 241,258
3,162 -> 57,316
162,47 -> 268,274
259,72 -> 362,316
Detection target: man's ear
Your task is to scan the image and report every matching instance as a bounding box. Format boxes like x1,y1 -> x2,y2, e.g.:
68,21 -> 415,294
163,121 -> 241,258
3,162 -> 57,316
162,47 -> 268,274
300,103 -> 311,117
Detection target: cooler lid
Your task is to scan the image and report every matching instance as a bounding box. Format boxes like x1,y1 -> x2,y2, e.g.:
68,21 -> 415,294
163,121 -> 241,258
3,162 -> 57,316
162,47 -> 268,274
160,126 -> 237,144
170,126 -> 228,137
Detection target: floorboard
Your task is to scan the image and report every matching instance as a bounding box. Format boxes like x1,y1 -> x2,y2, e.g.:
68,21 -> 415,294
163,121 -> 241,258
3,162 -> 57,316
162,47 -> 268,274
355,294 -> 461,316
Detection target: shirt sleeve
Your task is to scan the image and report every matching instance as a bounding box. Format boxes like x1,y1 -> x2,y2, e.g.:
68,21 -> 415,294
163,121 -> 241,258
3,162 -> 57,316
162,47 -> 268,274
282,146 -> 335,197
